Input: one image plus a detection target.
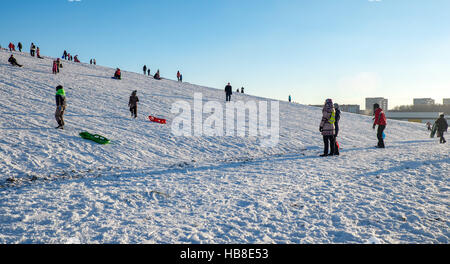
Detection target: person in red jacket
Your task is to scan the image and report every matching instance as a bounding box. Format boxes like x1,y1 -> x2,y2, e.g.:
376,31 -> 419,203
373,103 -> 387,148
9,42 -> 14,52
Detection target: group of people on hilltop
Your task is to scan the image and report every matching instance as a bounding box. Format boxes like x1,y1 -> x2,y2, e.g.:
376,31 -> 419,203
62,50 -> 75,61
224,83 -> 247,102
8,42 -> 22,52
89,59 -> 97,65
177,71 -> 183,82
143,65 -> 162,80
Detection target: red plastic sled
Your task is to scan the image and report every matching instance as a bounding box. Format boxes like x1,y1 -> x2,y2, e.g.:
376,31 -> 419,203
149,115 -> 167,124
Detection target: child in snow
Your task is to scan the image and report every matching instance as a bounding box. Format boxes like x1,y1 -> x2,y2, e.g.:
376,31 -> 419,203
55,85 -> 67,130
373,103 -> 387,148
36,47 -> 43,59
154,70 -> 161,80
52,60 -> 58,74
128,90 -> 139,119
114,68 -> 121,80
8,55 -> 22,67
319,99 -> 336,157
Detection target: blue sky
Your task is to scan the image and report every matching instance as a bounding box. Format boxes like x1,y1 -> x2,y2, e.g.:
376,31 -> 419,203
1,0 -> 450,108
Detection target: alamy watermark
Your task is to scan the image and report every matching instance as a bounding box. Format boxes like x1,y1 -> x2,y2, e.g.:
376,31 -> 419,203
171,93 -> 279,147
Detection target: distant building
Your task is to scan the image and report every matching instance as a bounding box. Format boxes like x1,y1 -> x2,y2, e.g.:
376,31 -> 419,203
340,104 -> 360,114
365,97 -> 388,115
443,98 -> 450,105
413,98 -> 435,105
385,112 -> 447,124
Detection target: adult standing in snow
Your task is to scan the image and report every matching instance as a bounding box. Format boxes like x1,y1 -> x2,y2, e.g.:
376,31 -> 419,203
93,59 -> 96,65
177,71 -> 181,81
143,65 -> 147,75
225,82 -> 233,102
30,43 -> 36,57
8,42 -> 14,52
241,87 -> 244,93
90,59 -> 93,65
128,90 -> 139,119
333,103 -> 341,155
8,55 -> 22,67
63,50 -> 68,60
319,99 -> 336,157
147,69 -> 151,76
55,85 -> 67,130
18,42 -> 22,52
180,74 -> 183,82
435,114 -> 448,144
289,95 -> 292,102
373,103 -> 387,148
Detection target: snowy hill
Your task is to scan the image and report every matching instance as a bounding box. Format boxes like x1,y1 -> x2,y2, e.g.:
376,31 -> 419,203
0,49 -> 448,243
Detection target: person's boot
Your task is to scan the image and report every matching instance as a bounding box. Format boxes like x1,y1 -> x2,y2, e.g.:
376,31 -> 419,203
320,153 -> 328,157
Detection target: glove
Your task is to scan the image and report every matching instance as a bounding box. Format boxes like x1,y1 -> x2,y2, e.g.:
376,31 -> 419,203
319,127 -> 323,132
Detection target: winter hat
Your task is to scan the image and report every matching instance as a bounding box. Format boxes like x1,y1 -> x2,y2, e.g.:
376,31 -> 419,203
325,99 -> 333,106
440,114 -> 445,118
373,103 -> 380,109
334,103 -> 340,110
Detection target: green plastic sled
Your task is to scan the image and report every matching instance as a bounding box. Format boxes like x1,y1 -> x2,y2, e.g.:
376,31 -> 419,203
79,132 -> 111,145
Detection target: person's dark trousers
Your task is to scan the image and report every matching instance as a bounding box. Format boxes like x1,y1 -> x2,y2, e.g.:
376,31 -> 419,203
377,125 -> 386,148
323,135 -> 336,155
130,106 -> 137,118
226,94 -> 231,102
440,131 -> 446,143
333,127 -> 339,155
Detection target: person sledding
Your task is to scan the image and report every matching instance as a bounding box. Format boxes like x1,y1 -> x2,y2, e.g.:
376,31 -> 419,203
435,114 -> 448,144
8,55 -> 22,67
36,47 -> 43,59
154,69 -> 161,80
113,68 -> 122,79
319,99 -> 336,157
74,55 -> 80,63
55,85 -> 67,130
373,103 -> 387,148
128,90 -> 139,118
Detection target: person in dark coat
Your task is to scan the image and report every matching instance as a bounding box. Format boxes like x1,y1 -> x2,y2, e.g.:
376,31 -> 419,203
333,103 -> 341,155
143,65 -> 147,75
8,55 -> 22,67
435,114 -> 448,144
373,103 -> 387,148
154,69 -> 161,80
30,43 -> 36,57
63,50 -> 68,60
128,90 -> 139,118
55,85 -> 67,129
241,87 -> 244,93
319,99 -> 336,157
18,42 -> 22,52
225,82 -> 232,102
114,68 -> 121,80
147,69 -> 150,76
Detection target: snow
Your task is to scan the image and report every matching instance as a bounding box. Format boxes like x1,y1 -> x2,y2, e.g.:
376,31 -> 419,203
0,49 -> 448,244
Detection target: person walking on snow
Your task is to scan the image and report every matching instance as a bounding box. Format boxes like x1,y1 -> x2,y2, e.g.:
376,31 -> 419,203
435,114 -> 448,144
225,82 -> 233,102
52,60 -> 58,74
333,103 -> 341,155
30,43 -> 36,57
177,71 -> 181,81
8,55 -> 22,67
143,65 -> 147,75
18,42 -> 22,52
128,90 -> 139,119
55,85 -> 67,130
319,99 -> 336,157
147,69 -> 150,76
373,103 -> 387,148
8,42 -> 14,52
289,95 -> 292,102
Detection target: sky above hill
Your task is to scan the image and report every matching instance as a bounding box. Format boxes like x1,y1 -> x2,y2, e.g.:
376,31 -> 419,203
1,0 -> 450,109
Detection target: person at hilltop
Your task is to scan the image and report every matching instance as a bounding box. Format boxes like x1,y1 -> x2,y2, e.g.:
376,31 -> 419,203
30,43 -> 36,57
74,55 -> 80,63
241,87 -> 244,94
57,58 -> 62,72
113,68 -> 122,80
180,74 -> 183,82
225,82 -> 233,102
333,103 -> 341,156
143,65 -> 147,75
289,95 -> 292,102
90,59 -> 92,65
154,69 -> 161,80
319,99 -> 336,157
17,42 -> 22,52
8,42 -> 15,52
55,85 -> 67,130
36,47 -> 43,59
147,69 -> 151,76
8,55 -> 23,67
128,90 -> 139,119
63,50 -> 68,60
435,114 -> 448,144
177,71 -> 181,81
373,103 -> 387,148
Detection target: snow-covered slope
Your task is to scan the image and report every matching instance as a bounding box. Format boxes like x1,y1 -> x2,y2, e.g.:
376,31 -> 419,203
0,49 -> 448,243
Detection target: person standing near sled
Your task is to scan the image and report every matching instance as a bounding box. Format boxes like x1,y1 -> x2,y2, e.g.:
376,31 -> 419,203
319,99 -> 336,157
55,85 -> 67,130
128,90 -> 139,119
373,103 -> 387,148
333,103 -> 341,155
435,114 -> 448,144
225,82 -> 233,102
